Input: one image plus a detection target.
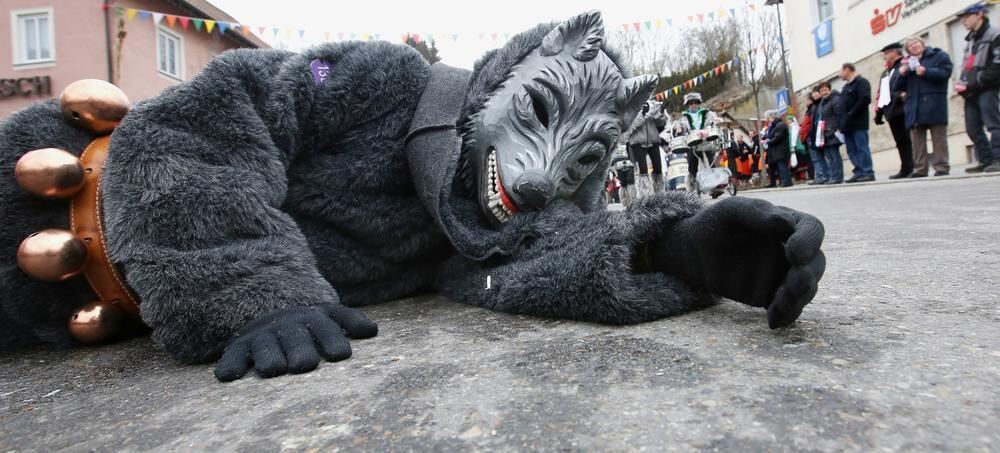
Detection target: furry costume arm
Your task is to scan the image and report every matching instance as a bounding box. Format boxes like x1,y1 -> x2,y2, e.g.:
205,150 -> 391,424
99,48 -> 379,365
437,193 -> 717,324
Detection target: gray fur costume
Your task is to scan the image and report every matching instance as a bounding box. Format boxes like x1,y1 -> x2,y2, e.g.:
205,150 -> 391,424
0,12 -> 825,380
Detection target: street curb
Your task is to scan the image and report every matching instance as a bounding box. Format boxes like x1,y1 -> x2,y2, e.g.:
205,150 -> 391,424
743,170 -> 1000,194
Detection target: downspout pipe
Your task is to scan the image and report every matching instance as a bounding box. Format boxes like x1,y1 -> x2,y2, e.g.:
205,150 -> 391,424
103,0 -> 114,83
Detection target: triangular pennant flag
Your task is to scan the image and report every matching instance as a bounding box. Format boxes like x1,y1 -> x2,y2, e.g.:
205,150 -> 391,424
258,26 -> 266,35
401,33 -> 409,43
730,8 -> 737,17
688,16 -> 694,23
192,19 -> 203,31
217,22 -> 229,34
285,29 -> 294,38
478,33 -> 485,41
644,21 -> 652,30
655,93 -> 663,102
324,31 -> 331,41
349,32 -> 356,40
749,4 -> 757,11
362,33 -> 370,41
491,32 -> 498,41
152,13 -> 164,24
413,33 -> 421,44
655,19 -> 662,29
667,18 -> 673,27
373,33 -> 381,41
138,11 -> 151,21
298,29 -> 306,39
632,22 -> 641,32
241,25 -> 251,35
622,24 -> 629,33
126,8 -> 138,20
451,33 -> 459,41
165,15 -> 177,28
273,28 -> 280,38
719,9 -> 726,18
427,34 -> 435,42
205,20 -> 216,33
113,6 -> 123,16
338,32 -> 344,41
673,86 -> 680,95
698,14 -> 704,23
708,12 -> 714,21
503,33 -> 509,41
179,17 -> 190,29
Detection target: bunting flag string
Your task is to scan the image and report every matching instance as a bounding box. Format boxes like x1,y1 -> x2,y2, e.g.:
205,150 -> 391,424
652,44 -> 762,103
108,2 -> 767,46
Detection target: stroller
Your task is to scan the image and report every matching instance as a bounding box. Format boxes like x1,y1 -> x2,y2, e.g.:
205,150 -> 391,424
691,150 -> 737,199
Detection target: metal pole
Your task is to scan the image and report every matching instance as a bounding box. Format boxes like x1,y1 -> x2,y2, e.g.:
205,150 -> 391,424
775,3 -> 791,92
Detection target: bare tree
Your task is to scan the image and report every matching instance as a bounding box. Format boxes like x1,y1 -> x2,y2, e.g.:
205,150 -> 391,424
736,8 -> 784,129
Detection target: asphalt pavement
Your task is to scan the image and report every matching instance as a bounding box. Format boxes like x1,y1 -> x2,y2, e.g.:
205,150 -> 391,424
1,174 -> 998,452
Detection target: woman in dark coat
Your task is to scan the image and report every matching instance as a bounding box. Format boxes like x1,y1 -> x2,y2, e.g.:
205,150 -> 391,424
766,113 -> 793,187
893,37 -> 954,176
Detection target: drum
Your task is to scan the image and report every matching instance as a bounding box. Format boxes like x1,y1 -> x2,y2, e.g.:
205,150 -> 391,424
666,152 -> 689,190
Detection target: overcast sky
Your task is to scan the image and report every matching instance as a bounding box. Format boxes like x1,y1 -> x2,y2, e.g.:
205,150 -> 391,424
209,0 -> 768,68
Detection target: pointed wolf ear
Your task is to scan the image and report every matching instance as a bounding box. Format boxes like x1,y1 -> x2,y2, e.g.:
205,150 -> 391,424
617,74 -> 658,127
540,10 -> 605,61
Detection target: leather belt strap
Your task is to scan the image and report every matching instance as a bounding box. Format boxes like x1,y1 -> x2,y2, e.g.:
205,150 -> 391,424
69,136 -> 140,318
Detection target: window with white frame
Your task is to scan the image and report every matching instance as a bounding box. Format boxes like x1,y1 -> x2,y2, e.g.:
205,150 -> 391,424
813,0 -> 834,23
157,27 -> 183,80
12,8 -> 55,65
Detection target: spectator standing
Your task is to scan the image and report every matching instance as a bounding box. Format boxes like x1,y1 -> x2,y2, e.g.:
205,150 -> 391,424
875,42 -> 914,179
896,36 -> 954,177
623,101 -> 668,192
956,3 -> 1000,173
805,87 -> 831,184
766,111 -> 794,187
838,63 -> 876,183
814,82 -> 846,184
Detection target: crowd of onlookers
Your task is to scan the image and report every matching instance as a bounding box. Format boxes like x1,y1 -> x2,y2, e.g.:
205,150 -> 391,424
790,2 -> 1000,185
607,3 -> 1000,203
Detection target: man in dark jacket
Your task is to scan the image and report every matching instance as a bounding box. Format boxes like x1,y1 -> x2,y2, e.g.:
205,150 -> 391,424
895,37 -> 954,177
956,3 -> 1000,173
875,42 -> 913,179
838,63 -> 875,182
766,112 -> 793,187
624,100 -> 669,192
814,82 -> 845,184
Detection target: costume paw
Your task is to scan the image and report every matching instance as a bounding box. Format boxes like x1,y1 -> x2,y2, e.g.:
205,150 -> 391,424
214,304 -> 377,382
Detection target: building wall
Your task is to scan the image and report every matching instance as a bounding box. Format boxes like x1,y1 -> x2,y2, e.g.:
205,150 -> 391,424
1,0 -> 254,119
111,0 -> 243,103
0,0 -> 106,118
786,0 -> 981,171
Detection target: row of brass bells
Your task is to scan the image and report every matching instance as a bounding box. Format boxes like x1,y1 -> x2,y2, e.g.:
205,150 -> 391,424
14,79 -> 131,343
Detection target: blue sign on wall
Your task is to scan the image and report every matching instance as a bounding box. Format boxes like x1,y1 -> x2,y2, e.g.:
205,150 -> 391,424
813,18 -> 834,58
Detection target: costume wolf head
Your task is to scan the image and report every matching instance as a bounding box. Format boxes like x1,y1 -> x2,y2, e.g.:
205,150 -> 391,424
458,11 -> 657,224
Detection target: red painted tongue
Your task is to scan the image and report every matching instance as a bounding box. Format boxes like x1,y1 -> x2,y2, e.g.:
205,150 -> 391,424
495,170 -> 519,214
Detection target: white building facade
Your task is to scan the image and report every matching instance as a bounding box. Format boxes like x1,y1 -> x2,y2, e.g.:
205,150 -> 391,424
785,0 -> 995,171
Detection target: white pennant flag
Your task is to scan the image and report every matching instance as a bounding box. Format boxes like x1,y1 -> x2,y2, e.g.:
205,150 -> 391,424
152,13 -> 164,24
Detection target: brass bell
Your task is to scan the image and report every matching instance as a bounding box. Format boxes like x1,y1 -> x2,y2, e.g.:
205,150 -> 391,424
16,229 -> 88,282
59,79 -> 130,135
14,148 -> 86,199
69,300 -> 124,344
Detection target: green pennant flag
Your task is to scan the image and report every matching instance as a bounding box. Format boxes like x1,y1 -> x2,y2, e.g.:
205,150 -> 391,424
192,18 -> 203,31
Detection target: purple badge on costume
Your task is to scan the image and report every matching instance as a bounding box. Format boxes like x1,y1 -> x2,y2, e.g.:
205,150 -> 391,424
310,59 -> 333,85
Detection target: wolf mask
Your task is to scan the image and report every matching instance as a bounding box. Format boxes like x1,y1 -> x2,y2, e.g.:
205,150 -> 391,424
459,11 -> 657,224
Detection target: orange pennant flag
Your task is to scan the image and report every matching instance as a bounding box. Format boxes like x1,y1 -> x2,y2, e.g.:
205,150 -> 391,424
165,15 -> 177,27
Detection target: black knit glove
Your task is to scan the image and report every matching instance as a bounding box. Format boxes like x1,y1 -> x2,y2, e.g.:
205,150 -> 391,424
652,197 -> 826,328
214,304 -> 378,382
